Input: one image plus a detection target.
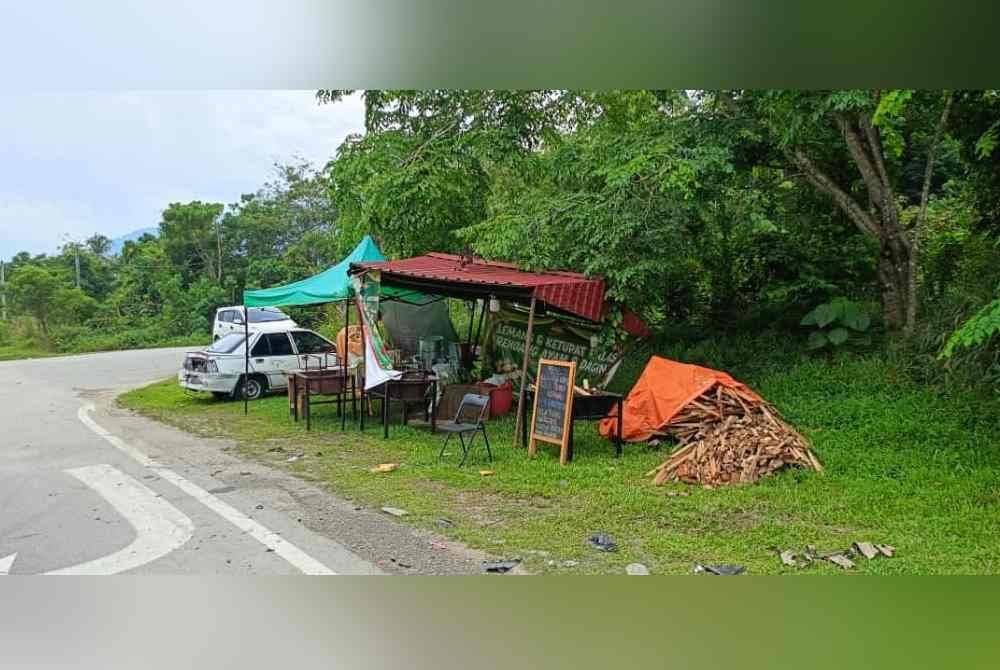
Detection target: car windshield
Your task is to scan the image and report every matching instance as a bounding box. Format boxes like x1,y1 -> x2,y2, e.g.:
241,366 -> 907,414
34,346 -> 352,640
248,308 -> 290,323
206,333 -> 246,353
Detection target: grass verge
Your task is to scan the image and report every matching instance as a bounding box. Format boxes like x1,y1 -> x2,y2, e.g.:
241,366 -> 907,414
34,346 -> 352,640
0,344 -> 59,362
119,354 -> 1000,574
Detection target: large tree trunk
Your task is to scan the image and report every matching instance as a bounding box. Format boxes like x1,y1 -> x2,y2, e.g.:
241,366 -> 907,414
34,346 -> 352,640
786,92 -> 952,337
878,236 -> 914,332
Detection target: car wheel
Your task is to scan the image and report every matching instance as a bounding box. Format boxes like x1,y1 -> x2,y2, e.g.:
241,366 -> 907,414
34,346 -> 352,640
237,375 -> 266,401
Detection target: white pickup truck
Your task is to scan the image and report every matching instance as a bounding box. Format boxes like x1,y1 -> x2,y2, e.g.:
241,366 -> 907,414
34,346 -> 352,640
212,306 -> 297,341
178,328 -> 336,400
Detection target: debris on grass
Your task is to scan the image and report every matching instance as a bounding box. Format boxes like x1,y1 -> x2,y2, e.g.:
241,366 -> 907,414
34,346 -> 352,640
286,451 -> 305,462
875,543 -> 896,558
587,533 -> 618,552
693,563 -> 745,575
479,469 -> 496,477
779,549 -> 798,567
381,506 -> 408,517
370,463 -> 399,473
825,553 -> 856,569
483,559 -> 520,574
626,563 -> 650,575
853,541 -> 879,560
647,384 -> 822,487
778,541 -> 896,570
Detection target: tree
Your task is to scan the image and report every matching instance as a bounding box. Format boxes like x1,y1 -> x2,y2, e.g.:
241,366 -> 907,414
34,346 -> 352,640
85,234 -> 112,256
224,161 -> 340,298
747,90 -> 955,335
159,201 -> 226,283
8,265 -> 61,334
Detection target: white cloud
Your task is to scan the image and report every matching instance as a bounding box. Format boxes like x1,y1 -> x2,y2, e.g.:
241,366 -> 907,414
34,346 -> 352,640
0,90 -> 364,258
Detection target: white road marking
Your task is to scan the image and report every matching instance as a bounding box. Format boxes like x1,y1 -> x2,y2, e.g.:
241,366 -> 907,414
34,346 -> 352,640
47,464 -> 194,575
78,404 -> 337,575
0,553 -> 16,575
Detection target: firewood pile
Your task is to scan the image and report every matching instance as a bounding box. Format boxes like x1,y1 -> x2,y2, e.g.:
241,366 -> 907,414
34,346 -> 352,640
647,384 -> 822,486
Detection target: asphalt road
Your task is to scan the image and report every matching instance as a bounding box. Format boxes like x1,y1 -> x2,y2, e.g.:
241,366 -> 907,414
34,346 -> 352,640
0,348 -> 489,575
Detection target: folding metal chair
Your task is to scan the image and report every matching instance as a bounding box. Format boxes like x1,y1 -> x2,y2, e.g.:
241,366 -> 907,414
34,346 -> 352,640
437,393 -> 492,466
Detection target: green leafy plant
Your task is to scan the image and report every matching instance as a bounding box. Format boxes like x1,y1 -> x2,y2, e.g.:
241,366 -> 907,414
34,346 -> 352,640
800,297 -> 871,350
940,296 -> 1000,358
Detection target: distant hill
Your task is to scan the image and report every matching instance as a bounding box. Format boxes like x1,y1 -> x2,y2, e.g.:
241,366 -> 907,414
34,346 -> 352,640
110,227 -> 158,255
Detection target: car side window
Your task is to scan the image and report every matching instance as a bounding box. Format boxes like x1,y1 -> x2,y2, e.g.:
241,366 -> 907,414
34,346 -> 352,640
219,310 -> 231,324
292,331 -> 332,355
232,310 -> 244,324
250,335 -> 270,357
265,333 -> 294,356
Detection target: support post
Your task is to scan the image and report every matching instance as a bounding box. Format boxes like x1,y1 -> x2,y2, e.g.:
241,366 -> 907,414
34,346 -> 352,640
513,296 -> 537,447
471,297 -> 487,368
243,304 -> 249,416
463,299 -> 477,369
0,260 -> 6,321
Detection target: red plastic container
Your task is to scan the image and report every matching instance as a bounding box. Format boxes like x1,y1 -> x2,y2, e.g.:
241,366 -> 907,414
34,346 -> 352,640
485,381 -> 513,418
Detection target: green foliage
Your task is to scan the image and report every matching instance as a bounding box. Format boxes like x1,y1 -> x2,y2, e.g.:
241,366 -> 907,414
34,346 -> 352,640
8,264 -> 62,333
801,298 -> 872,351
159,201 -> 226,282
941,297 -> 1000,358
4,88 -> 1000,399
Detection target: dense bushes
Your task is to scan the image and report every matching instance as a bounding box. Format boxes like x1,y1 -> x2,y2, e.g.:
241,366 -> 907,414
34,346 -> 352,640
2,89 -> 998,398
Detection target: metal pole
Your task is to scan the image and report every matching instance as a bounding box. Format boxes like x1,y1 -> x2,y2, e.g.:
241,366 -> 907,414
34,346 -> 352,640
472,297 -> 487,366
243,304 -> 250,416
0,260 -> 7,321
513,296 -> 537,448
74,245 -> 81,289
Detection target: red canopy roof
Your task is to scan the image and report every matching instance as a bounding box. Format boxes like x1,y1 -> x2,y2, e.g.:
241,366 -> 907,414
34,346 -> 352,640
355,252 -> 607,322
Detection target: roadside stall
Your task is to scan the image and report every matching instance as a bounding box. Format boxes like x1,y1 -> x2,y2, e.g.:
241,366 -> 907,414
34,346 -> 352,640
351,251 -> 648,451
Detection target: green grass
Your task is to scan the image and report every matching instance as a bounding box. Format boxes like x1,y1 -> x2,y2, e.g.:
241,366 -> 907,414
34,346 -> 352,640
0,343 -> 59,361
119,352 -> 1000,574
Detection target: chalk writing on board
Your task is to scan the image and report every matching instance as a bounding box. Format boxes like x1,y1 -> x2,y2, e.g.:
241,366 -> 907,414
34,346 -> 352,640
532,362 -> 571,442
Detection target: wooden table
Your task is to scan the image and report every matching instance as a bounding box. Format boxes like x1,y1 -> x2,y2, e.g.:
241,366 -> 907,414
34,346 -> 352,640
287,369 -> 356,431
365,375 -> 438,438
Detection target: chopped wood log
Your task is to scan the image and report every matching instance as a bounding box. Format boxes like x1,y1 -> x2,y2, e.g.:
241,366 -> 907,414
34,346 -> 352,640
649,382 -> 822,487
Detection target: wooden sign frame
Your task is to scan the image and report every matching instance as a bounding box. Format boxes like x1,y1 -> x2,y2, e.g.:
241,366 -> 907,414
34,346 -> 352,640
528,359 -> 577,466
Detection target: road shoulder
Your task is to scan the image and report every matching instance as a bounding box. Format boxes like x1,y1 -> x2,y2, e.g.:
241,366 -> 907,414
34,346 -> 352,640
94,390 -> 504,575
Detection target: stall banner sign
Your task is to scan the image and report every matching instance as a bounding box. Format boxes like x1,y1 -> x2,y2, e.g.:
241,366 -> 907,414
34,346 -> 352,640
483,303 -> 621,388
352,273 -> 402,391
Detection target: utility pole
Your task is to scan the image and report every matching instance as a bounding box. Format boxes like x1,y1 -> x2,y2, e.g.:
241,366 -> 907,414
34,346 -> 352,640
1,260 -> 7,321
74,243 -> 81,289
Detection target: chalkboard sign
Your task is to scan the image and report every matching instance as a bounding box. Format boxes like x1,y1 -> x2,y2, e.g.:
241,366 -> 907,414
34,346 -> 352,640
528,359 -> 577,466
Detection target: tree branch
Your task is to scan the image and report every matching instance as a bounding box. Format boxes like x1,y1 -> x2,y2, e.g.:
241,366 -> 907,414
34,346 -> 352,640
860,112 -> 892,193
786,148 -> 881,238
915,91 -> 954,232
836,113 -> 890,219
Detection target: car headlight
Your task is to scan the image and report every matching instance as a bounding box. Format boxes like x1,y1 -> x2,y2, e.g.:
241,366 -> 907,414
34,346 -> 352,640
206,359 -> 220,374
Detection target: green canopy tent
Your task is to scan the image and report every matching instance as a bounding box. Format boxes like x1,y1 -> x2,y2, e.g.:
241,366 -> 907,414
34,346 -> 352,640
245,235 -> 423,307
238,235 -> 433,415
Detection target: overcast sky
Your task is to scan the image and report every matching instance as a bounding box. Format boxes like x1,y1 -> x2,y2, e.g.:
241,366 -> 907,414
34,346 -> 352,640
0,91 -> 365,260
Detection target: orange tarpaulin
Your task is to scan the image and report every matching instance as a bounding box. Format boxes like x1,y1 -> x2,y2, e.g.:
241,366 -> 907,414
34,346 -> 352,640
599,356 -> 762,442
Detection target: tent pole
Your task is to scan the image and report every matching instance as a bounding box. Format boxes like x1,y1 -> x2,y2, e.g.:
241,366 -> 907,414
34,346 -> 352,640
343,298 -> 349,378
472,297 -> 487,368
243,304 -> 249,416
464,299 -> 476,369
513,296 -> 537,448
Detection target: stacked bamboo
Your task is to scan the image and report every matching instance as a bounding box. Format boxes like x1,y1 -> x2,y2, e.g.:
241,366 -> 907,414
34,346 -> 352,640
647,384 -> 822,486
